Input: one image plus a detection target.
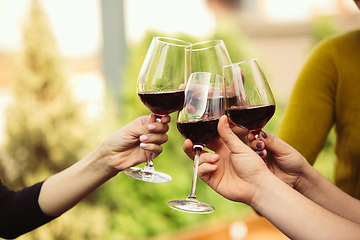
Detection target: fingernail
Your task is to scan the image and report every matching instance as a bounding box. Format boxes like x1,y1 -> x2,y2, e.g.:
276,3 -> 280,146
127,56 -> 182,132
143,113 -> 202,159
224,116 -> 229,126
139,135 -> 148,142
258,150 -> 264,156
140,143 -> 147,149
163,115 -> 169,122
148,124 -> 156,131
256,142 -> 263,148
261,131 -> 267,139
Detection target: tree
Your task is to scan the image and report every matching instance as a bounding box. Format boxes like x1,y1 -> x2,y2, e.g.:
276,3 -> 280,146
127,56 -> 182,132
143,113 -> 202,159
0,0 -> 109,239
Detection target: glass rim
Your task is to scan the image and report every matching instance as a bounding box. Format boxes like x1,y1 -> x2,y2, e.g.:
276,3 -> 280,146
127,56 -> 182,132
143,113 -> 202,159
189,71 -> 224,79
223,58 -> 258,68
186,39 -> 225,51
154,36 -> 191,47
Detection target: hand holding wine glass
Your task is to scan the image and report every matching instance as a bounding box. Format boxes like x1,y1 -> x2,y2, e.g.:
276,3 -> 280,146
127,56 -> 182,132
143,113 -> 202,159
124,36 -> 191,183
167,72 -> 225,214
223,58 -> 276,138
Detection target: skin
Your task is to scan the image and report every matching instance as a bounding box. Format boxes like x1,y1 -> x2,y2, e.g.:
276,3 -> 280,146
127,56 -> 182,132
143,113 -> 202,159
39,114 -> 170,216
183,115 -> 360,239
354,0 -> 360,9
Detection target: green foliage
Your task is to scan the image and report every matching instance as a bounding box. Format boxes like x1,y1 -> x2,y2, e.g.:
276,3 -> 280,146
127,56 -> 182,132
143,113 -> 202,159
212,16 -> 260,63
0,0 -> 92,188
0,0 -> 112,239
311,15 -> 339,45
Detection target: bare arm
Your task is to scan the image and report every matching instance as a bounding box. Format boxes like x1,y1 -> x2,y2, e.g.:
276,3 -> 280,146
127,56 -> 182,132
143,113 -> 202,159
39,115 -> 169,216
252,170 -> 360,240
184,115 -> 360,239
253,131 -> 360,225
296,160 -> 360,225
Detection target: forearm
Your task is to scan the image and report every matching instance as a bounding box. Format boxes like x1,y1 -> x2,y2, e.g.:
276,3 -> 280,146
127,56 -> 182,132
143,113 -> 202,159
38,146 -> 117,216
252,172 -> 360,240
296,164 -> 360,224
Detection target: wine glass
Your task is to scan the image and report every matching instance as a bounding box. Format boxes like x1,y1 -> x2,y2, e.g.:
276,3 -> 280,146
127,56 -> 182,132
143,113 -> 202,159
223,58 -> 276,138
124,36 -> 191,183
167,72 -> 225,214
185,39 -> 232,78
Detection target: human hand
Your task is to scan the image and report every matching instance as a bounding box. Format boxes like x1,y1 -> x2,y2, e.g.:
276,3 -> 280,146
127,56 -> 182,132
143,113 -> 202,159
247,131 -> 309,190
184,115 -> 269,205
229,123 -> 249,143
100,114 -> 170,174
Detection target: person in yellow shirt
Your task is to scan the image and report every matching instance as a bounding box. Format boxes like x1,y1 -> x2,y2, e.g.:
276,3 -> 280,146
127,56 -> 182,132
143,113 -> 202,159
277,0 -> 360,199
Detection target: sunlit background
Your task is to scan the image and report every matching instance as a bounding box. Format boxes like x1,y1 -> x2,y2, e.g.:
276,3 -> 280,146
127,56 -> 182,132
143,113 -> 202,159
0,0 -> 359,239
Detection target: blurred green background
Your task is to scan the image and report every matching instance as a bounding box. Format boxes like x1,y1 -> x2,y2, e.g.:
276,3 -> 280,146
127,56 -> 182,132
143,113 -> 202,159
0,0 -> 358,239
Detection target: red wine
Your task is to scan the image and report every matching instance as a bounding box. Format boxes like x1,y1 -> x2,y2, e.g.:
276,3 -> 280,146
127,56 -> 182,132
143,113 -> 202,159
227,104 -> 275,134
177,117 -> 220,146
138,90 -> 185,115
226,95 -> 238,108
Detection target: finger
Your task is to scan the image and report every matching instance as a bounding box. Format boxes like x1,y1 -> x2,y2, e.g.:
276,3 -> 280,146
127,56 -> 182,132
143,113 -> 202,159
179,83 -> 186,90
160,114 -> 171,124
183,139 -> 195,160
217,115 -> 247,154
249,139 -> 265,151
258,131 -> 290,157
148,114 -> 157,123
146,114 -> 170,133
140,133 -> 168,145
198,162 -> 218,179
140,143 -> 163,157
129,115 -> 169,141
152,114 -> 171,124
197,152 -> 219,182
230,125 -> 249,143
257,149 -> 268,158
247,132 -> 256,141
198,152 -> 219,166
148,121 -> 169,133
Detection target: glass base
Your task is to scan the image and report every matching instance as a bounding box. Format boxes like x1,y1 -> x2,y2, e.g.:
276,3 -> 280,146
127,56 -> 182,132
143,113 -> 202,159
123,167 -> 172,183
167,198 -> 215,214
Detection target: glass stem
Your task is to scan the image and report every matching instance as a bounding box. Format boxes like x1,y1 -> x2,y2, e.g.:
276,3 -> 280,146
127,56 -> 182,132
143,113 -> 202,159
142,114 -> 161,173
142,153 -> 155,172
188,145 -> 203,200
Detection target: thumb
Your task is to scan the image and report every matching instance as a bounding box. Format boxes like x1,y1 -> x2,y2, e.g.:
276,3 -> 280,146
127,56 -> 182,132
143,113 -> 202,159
217,115 -> 248,154
130,115 -> 156,138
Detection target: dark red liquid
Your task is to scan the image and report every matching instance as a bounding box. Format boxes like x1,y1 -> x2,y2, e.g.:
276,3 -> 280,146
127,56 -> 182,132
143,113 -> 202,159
138,90 -> 185,116
227,104 -> 275,135
226,95 -> 238,108
177,117 -> 220,146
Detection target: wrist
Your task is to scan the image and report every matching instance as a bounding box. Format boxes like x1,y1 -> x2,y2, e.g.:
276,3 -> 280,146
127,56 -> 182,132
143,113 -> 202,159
293,163 -> 318,197
39,146 -> 118,216
249,170 -> 297,217
84,146 -> 119,181
249,171 -> 278,209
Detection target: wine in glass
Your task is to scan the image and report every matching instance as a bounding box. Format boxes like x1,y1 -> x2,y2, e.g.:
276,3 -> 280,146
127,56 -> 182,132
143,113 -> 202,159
124,36 -> 191,183
223,58 -> 276,137
167,72 -> 225,214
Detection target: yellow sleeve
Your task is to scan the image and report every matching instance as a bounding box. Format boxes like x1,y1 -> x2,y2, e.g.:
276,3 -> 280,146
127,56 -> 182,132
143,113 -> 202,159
277,39 -> 337,165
